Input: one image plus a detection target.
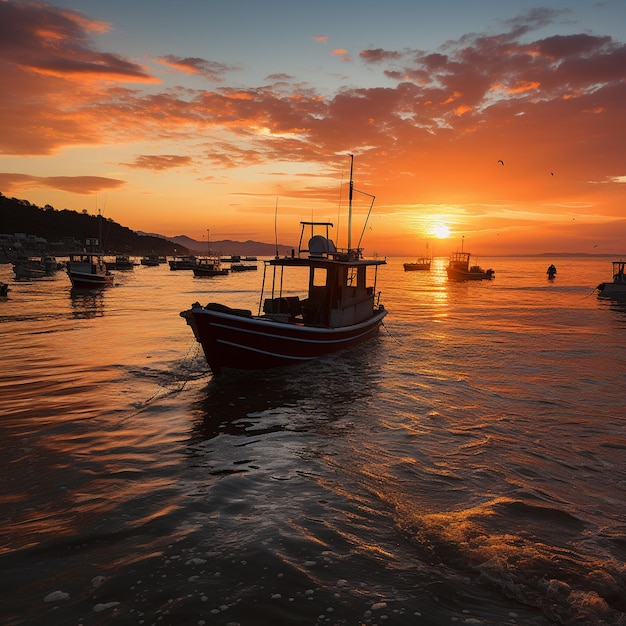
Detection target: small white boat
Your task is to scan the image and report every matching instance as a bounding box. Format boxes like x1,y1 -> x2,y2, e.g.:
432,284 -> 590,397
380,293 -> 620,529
597,260 -> 626,300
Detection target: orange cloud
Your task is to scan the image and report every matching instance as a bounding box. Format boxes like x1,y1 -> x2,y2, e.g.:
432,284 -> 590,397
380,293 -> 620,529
331,49 -> 352,62
1,3 -> 626,254
157,56 -> 238,81
0,173 -> 125,195
507,81 -> 540,94
122,155 -> 193,171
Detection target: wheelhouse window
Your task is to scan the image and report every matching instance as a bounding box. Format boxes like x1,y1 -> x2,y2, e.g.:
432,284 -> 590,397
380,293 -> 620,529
311,266 -> 327,287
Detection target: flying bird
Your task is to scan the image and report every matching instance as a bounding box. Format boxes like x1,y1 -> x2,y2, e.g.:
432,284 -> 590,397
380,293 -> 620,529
497,159 -> 504,166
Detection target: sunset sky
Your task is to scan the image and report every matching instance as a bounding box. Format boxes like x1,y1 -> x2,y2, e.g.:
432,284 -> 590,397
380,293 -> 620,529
1,0 -> 625,256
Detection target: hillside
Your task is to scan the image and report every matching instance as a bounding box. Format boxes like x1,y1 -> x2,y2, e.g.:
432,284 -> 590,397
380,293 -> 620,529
166,234 -> 293,257
0,194 -> 183,256
0,194 -> 292,257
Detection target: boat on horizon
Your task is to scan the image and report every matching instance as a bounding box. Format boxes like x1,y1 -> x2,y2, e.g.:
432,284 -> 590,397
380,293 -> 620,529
67,254 -> 114,289
446,238 -> 494,281
180,155 -> 387,375
403,257 -> 431,271
597,260 -> 626,300
446,250 -> 494,281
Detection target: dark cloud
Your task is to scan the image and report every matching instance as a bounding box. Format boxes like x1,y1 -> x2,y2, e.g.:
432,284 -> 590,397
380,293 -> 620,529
0,1 -> 154,82
359,49 -> 402,63
536,33 -> 612,58
157,55 -> 238,81
501,7 -> 567,38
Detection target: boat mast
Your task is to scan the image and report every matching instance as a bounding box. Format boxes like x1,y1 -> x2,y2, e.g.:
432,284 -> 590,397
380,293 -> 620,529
347,154 -> 354,252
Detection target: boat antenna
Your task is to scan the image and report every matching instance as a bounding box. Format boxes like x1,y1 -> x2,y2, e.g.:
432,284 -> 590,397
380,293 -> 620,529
336,169 -> 344,248
347,154 -> 354,251
274,197 -> 279,258
356,192 -> 376,251
349,155 -> 375,251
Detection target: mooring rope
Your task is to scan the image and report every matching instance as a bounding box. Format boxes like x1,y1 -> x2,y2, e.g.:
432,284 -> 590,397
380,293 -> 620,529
113,340 -> 206,425
381,319 -> 401,344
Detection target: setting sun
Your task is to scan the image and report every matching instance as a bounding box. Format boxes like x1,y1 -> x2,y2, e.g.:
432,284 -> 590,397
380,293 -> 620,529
432,224 -> 451,239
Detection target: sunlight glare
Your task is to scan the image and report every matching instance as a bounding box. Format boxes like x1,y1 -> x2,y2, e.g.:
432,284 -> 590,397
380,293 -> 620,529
432,224 -> 451,239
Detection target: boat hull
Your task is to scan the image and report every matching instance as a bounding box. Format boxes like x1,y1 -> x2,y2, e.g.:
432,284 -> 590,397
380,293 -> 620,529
193,268 -> 229,277
597,282 -> 626,300
182,305 -> 387,374
446,268 -> 494,281
403,263 -> 430,271
68,271 -> 114,289
230,264 -> 257,272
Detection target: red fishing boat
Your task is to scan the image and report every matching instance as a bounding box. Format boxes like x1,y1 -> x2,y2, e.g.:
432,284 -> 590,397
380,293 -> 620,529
181,156 -> 387,375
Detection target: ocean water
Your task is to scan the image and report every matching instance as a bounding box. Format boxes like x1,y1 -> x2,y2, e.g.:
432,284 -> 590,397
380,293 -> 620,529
1,256 -> 625,626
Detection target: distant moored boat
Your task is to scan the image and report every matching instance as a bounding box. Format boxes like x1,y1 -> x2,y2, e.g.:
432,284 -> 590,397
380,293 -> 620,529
67,254 -> 114,289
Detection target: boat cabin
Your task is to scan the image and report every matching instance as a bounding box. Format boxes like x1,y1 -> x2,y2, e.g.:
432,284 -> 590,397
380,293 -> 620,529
612,261 -> 626,284
262,221 -> 384,328
448,251 -> 471,271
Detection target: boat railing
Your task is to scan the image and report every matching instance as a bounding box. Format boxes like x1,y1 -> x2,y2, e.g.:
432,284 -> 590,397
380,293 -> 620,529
331,247 -> 363,261
612,261 -> 626,283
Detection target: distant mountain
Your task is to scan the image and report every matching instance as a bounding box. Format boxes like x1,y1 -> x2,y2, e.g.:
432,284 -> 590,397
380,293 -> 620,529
166,235 -> 293,257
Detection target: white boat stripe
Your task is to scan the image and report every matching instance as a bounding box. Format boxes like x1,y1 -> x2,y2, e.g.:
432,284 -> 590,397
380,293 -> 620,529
215,339 -> 314,360
209,318 -> 383,346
